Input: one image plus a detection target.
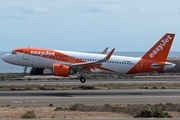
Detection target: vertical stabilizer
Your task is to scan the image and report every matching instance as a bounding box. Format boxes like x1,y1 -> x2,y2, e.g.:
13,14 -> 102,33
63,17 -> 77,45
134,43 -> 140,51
127,33 -> 175,74
142,33 -> 175,61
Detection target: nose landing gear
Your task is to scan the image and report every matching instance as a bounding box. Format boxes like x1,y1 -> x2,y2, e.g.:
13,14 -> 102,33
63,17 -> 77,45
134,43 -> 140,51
22,66 -> 27,76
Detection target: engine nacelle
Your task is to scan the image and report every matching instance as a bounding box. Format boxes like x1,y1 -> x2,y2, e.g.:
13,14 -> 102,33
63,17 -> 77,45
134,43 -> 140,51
53,64 -> 70,77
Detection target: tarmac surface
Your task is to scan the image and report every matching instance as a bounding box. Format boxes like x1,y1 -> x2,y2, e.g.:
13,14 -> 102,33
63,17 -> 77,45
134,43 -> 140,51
0,89 -> 180,106
1,78 -> 180,119
0,78 -> 180,106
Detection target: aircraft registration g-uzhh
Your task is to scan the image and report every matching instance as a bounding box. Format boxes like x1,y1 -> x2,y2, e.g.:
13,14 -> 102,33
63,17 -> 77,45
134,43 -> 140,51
2,33 -> 176,83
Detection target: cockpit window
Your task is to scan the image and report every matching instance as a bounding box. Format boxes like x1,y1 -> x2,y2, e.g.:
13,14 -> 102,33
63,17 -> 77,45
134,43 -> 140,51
10,51 -> 17,55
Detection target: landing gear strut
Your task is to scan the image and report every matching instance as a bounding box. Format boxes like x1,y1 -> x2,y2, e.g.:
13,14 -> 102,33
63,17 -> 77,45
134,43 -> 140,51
80,75 -> 86,83
22,66 -> 27,76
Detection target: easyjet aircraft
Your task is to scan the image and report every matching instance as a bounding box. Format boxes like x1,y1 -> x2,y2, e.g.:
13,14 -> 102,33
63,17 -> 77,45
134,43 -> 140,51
2,33 -> 176,83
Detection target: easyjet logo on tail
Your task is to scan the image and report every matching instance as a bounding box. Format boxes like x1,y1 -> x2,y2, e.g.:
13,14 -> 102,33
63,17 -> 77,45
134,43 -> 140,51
149,35 -> 172,58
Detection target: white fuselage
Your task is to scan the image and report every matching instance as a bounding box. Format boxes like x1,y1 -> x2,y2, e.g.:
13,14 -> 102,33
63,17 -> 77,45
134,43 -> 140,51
2,50 -> 175,74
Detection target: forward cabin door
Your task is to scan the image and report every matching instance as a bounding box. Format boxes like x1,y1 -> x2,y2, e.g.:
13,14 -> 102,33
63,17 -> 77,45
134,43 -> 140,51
22,49 -> 29,60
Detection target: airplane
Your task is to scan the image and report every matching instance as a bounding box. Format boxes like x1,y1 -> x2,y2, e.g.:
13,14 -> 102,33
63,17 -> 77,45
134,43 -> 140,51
2,33 -> 176,83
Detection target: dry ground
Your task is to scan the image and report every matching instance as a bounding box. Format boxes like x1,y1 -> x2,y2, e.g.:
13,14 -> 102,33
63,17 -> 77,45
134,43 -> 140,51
0,106 -> 132,119
0,106 -> 180,118
1,82 -> 180,91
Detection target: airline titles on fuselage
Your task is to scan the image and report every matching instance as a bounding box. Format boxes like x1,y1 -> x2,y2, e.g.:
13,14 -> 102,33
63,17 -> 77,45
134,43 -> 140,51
29,51 -> 134,65
30,51 -> 55,57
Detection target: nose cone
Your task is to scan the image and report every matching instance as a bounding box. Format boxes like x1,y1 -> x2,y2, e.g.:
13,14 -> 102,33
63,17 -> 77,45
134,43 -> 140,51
2,54 -> 9,63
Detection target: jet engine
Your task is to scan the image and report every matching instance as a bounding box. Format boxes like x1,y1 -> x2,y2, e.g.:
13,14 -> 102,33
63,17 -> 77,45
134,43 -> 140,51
53,64 -> 72,76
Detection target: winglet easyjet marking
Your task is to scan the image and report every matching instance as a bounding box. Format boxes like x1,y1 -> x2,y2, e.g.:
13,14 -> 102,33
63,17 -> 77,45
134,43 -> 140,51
102,47 -> 108,54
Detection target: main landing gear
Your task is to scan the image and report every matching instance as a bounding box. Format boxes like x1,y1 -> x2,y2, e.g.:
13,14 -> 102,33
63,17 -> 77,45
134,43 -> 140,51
22,66 -> 27,76
80,75 -> 86,83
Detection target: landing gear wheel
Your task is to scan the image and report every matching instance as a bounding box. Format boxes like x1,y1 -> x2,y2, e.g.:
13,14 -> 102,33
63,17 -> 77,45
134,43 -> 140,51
80,76 -> 86,83
22,66 -> 27,76
22,73 -> 26,76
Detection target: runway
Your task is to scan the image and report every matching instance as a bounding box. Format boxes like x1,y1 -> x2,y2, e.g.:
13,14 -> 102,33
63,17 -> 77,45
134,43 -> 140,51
0,90 -> 180,106
1,78 -> 180,119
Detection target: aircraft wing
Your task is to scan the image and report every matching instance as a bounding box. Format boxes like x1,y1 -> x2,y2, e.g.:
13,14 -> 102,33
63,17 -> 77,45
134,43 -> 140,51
101,47 -> 108,54
71,48 -> 115,72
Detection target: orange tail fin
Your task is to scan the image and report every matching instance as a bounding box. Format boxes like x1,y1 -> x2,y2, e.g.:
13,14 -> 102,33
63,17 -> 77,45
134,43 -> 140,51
142,33 -> 175,61
127,33 -> 175,74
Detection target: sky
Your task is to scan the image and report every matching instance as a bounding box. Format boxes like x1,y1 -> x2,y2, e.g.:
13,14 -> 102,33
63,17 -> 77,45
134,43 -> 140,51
0,0 -> 180,52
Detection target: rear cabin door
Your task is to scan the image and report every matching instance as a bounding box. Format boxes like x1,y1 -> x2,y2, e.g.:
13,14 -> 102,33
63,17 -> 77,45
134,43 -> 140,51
136,60 -> 142,70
